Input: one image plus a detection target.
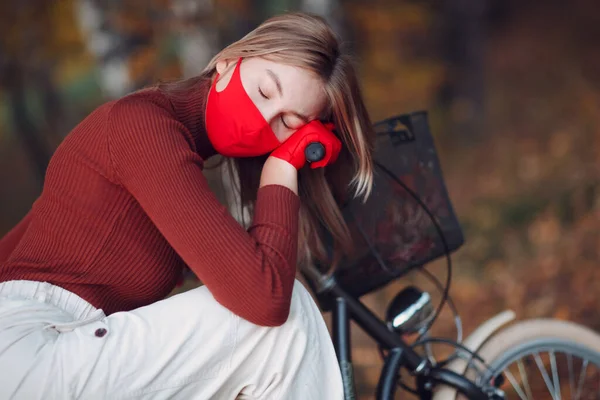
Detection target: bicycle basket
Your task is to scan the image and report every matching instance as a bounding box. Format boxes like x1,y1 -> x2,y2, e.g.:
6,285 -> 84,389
308,111 -> 464,311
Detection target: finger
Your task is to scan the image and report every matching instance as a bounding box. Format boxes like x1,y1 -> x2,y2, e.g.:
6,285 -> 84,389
330,139 -> 342,163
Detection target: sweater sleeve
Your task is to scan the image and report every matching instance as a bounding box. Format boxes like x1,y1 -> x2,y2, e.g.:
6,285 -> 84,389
0,211 -> 32,264
106,97 -> 300,326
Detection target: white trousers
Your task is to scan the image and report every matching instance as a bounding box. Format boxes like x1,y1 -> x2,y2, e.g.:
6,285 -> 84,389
0,280 -> 343,399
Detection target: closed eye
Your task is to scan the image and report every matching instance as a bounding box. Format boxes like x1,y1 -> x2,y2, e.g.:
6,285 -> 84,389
258,87 -> 269,99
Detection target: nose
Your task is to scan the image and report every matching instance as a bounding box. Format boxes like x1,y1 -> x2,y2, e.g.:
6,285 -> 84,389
258,104 -> 288,139
258,103 -> 279,126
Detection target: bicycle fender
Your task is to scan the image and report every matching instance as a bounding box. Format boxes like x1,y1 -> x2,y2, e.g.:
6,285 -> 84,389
431,310 -> 516,400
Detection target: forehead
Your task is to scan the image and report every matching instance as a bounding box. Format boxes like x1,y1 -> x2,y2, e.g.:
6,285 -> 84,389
243,57 -> 327,118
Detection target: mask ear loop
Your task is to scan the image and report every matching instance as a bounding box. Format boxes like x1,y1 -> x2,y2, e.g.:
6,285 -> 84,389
212,57 -> 243,90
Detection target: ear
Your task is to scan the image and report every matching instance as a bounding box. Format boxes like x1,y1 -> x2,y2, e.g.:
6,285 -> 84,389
215,60 -> 230,75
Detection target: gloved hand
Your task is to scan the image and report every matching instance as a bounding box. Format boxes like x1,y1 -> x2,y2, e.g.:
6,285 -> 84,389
270,120 -> 342,170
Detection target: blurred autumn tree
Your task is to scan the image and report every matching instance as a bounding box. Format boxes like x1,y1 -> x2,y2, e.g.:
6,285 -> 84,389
0,1 -> 70,183
0,0 -> 448,189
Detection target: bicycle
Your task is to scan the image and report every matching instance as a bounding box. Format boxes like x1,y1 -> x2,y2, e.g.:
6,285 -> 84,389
301,111 -> 600,400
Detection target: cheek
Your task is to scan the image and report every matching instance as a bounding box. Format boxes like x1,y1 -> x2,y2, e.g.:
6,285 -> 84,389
239,68 -> 270,121
271,125 -> 294,143
245,90 -> 273,127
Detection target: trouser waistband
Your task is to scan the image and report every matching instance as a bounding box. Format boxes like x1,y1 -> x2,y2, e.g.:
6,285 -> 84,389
0,280 -> 99,320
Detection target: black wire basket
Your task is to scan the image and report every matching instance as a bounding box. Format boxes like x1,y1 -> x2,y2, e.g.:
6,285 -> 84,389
308,111 -> 465,311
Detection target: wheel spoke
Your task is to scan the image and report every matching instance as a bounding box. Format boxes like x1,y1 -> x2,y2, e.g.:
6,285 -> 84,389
517,358 -> 533,400
504,369 -> 530,400
550,351 -> 561,400
534,352 -> 558,400
567,354 -> 574,400
471,321 -> 600,400
490,351 -> 600,400
574,359 -> 588,400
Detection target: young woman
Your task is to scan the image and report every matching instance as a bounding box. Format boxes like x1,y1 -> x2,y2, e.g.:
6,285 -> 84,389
0,12 -> 374,399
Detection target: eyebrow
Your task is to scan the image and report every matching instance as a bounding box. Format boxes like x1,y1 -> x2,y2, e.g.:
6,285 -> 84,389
266,69 -> 283,96
266,68 -> 310,123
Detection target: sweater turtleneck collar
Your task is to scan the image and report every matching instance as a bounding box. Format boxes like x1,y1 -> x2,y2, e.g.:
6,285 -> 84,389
164,76 -> 217,161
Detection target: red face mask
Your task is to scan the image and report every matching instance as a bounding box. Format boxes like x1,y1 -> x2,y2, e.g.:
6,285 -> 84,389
205,59 -> 281,157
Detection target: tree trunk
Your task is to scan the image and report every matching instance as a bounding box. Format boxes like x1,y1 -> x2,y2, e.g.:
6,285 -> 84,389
300,0 -> 344,37
439,0 -> 489,138
171,0 -> 218,78
5,61 -> 52,184
75,0 -> 134,98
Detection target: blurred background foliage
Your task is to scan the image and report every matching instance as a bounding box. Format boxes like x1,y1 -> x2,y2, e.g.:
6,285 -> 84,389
1,0 -> 600,397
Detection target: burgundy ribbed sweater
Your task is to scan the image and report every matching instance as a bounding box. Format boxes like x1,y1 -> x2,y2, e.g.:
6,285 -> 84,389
0,78 -> 300,326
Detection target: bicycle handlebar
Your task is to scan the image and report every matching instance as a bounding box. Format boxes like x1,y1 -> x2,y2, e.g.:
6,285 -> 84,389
376,348 -> 489,400
427,367 -> 489,400
305,142 -> 326,163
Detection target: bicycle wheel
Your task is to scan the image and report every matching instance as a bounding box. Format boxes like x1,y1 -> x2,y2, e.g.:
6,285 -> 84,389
469,319 -> 600,400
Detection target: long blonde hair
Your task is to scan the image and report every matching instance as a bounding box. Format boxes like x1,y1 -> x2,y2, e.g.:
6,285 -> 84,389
167,12 -> 375,271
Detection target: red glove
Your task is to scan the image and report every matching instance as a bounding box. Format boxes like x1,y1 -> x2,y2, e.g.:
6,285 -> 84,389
271,121 -> 342,170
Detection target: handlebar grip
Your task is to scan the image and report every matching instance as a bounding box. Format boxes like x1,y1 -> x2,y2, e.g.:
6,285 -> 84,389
305,142 -> 325,163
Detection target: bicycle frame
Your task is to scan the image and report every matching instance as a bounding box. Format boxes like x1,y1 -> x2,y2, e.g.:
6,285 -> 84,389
296,111 -> 492,399
318,273 -> 490,400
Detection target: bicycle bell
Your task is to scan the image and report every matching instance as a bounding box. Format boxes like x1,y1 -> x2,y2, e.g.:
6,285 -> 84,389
385,286 -> 435,335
